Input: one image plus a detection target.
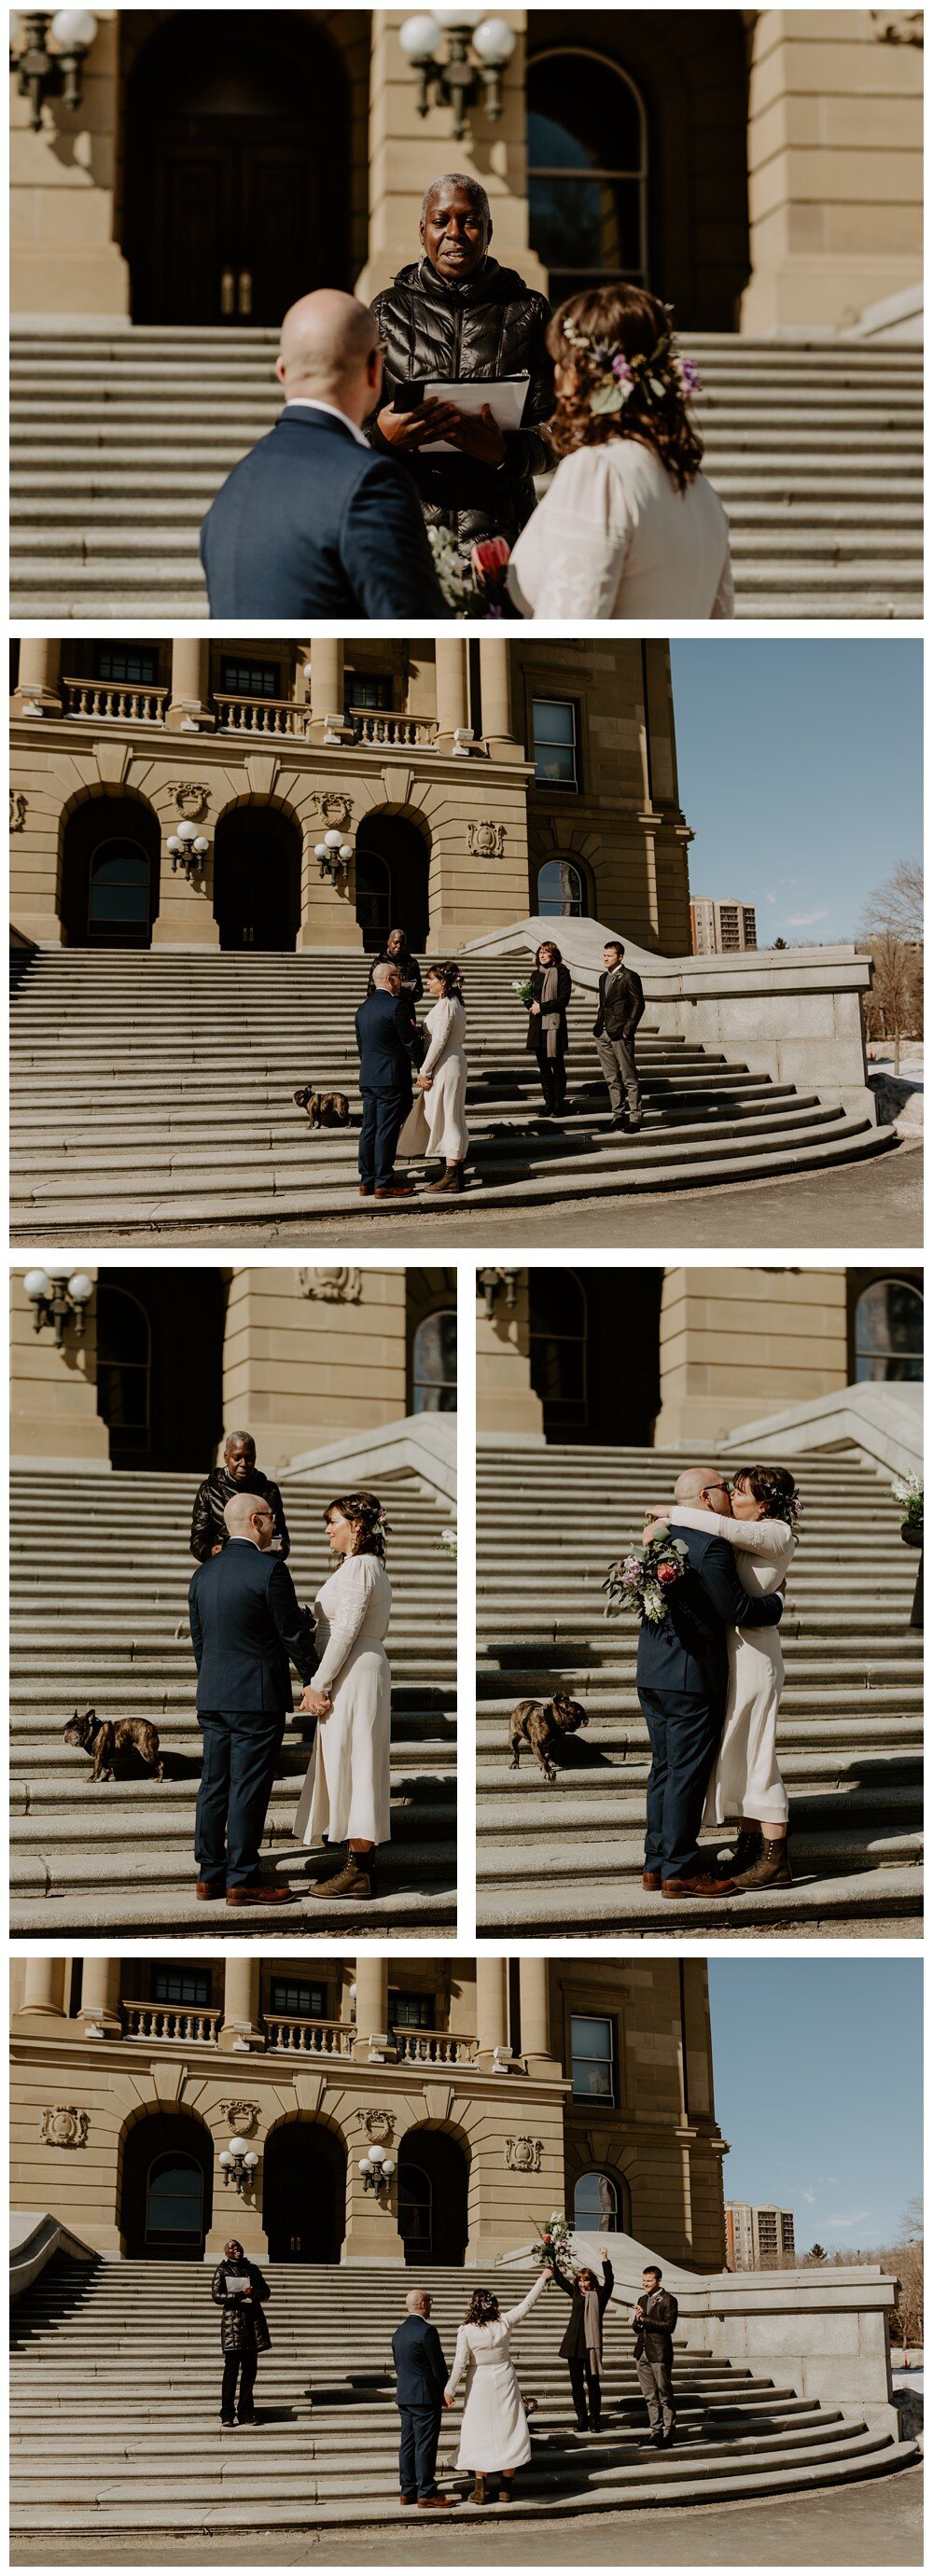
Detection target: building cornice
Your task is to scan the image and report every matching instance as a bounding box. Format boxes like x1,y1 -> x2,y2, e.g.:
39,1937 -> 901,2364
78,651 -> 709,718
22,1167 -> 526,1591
8,719 -> 536,789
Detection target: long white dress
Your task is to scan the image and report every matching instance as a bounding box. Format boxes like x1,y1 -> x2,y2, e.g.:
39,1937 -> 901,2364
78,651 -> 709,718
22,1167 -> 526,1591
507,440 -> 733,620
669,1506 -> 795,1826
445,2274 -> 550,2471
400,997 -> 470,1163
293,1553 -> 392,1848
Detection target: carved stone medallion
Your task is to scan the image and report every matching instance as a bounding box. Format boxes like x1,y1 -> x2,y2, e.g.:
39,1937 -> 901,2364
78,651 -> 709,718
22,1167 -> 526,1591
166,781 -> 211,821
41,2106 -> 89,2149
218,2100 -> 261,2137
308,790 -> 354,828
9,791 -> 27,832
298,1267 -> 362,1303
467,819 -> 506,858
505,2136 -> 543,2173
361,2109 -> 395,2145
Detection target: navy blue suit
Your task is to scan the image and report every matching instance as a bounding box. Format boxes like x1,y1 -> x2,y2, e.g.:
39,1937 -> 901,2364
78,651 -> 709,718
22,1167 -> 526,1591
636,1521 -> 784,1880
355,987 -> 420,1191
188,1539 -> 314,1888
200,407 -> 450,619
392,2312 -> 450,2500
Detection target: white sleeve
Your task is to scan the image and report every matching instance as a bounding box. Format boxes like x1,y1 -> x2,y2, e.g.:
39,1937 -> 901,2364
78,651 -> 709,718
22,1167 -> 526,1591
514,452 -> 632,618
312,1555 -> 378,1695
444,2326 -> 470,2402
419,1000 -> 455,1079
503,2272 -> 550,2326
672,1506 -> 791,1562
711,528 -> 735,620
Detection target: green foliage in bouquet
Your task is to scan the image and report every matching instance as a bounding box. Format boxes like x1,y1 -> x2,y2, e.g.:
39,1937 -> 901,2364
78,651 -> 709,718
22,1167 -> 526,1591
531,2210 -> 574,2265
893,1471 -> 923,1529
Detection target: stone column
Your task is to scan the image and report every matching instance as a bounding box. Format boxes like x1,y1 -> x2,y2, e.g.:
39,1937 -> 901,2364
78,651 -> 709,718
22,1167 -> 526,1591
476,1958 -> 509,2068
21,1959 -> 66,2020
308,637 -> 348,743
354,1958 -> 389,2063
166,636 -> 213,731
219,1956 -> 261,2051
435,638 -> 469,751
11,636 -> 62,716
78,1956 -> 121,2039
480,636 -> 522,763
519,1959 -> 554,2075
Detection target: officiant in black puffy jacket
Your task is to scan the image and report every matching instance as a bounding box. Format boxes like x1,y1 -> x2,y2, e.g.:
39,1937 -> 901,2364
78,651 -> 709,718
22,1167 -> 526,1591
369,174 -> 552,556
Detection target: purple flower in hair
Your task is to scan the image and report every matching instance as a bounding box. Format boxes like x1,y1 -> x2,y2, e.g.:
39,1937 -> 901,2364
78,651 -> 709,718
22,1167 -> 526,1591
611,353 -> 634,384
679,358 -> 702,394
591,342 -> 613,369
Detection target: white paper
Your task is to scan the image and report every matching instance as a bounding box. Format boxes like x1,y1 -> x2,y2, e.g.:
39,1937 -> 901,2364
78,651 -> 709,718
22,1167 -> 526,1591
417,376 -> 531,453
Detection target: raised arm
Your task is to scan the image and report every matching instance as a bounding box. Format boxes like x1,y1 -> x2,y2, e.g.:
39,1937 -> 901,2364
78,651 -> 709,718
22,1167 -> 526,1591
549,2262 -> 575,2301
444,2325 -> 471,2403
672,1506 -> 792,1562
312,1555 -> 379,1696
503,2270 -> 552,2326
699,1535 -> 784,1631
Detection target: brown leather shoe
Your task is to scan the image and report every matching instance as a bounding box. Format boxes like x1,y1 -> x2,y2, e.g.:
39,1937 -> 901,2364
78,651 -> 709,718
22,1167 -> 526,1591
642,1871 -> 662,1891
226,1882 -> 296,1906
358,1182 -> 373,1197
195,1879 -> 226,1901
375,1182 -> 414,1198
418,2494 -> 456,2509
662,1873 -> 733,1898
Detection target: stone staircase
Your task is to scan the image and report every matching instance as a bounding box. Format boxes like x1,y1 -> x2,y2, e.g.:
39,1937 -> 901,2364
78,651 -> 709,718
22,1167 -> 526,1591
9,1465 -> 456,1936
9,329 -> 922,618
9,2256 -> 913,2535
8,949 -> 895,1242
476,1443 -> 923,1937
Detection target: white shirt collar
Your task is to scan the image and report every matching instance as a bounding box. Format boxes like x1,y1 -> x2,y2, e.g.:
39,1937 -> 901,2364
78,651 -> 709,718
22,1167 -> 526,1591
283,397 -> 369,449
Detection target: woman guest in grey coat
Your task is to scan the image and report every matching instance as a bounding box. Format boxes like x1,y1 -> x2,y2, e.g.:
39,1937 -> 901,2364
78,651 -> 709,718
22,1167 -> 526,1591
550,2249 -> 614,2430
212,2237 -> 271,2429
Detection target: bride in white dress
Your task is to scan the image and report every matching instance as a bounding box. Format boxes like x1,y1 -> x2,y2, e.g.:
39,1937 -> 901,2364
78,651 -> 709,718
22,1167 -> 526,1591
398,963 -> 469,1195
444,2272 -> 552,2507
507,284 -> 732,621
660,1465 -> 799,1890
294,1493 -> 392,1903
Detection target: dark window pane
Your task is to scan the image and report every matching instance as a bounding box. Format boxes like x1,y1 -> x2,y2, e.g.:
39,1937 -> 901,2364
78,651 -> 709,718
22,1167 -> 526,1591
855,1281 -> 923,1383
95,646 -> 160,686
529,58 -> 643,174
151,1965 -> 212,2007
220,659 -> 280,697
146,2155 -> 203,2236
270,1980 -> 327,2018
389,1993 -> 437,2029
412,1311 -> 457,1414
575,2172 -> 620,2229
537,859 -> 583,917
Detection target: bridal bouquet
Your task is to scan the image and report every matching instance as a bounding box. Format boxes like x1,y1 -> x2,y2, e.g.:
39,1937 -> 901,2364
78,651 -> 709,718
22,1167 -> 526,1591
511,976 -> 536,1007
531,2210 -> 573,2266
428,528 -> 512,618
603,1527 -> 689,1627
893,1470 -> 923,1529
439,1526 -> 458,1561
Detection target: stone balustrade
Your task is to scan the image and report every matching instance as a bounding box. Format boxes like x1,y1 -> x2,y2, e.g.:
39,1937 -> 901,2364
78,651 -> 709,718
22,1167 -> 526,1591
122,2002 -> 220,2044
264,2015 -> 355,2056
63,679 -> 169,725
396,2029 -> 478,2065
349,708 -> 437,748
214,692 -> 308,737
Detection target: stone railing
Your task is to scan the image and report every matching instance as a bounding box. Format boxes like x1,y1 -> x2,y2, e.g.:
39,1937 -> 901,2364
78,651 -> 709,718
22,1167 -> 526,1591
214,692 -> 309,736
265,2016 -> 355,2056
349,708 -> 437,748
63,679 -> 169,725
395,2029 -> 478,2065
122,2002 -> 221,2044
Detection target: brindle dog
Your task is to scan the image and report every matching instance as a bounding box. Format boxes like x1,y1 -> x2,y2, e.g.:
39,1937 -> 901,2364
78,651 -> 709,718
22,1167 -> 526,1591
63,1706 -> 163,1784
293,1088 -> 351,1129
508,1692 -> 589,1782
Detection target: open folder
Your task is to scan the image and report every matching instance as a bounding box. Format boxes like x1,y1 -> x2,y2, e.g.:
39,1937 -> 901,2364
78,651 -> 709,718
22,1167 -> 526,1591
407,373 -> 531,453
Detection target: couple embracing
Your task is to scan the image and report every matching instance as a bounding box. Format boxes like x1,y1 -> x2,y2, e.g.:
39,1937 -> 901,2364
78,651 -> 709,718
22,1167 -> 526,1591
636,1464 -> 799,1899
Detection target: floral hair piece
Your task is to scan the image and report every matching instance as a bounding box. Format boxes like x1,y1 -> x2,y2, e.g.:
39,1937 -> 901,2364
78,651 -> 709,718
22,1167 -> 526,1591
560,311 -> 702,419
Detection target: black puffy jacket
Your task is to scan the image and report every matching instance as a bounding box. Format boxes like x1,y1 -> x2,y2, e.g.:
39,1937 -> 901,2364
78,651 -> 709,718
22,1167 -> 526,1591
212,2261 -> 272,2357
369,258 -> 553,553
189,1468 -> 290,1565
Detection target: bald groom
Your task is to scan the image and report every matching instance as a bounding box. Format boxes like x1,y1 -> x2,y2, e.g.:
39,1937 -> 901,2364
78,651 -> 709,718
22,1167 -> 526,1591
200,289 -> 448,617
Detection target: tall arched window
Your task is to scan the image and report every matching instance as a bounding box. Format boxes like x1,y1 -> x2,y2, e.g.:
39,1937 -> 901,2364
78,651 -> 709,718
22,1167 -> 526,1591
574,2171 -> 630,2234
145,2151 -> 204,2249
397,2162 -> 432,2252
88,837 -> 151,938
355,851 -> 391,950
536,858 -> 586,919
528,49 -> 648,303
96,1284 -> 151,1456
412,1311 -> 457,1413
529,1270 -> 588,1434
854,1279 -> 923,1383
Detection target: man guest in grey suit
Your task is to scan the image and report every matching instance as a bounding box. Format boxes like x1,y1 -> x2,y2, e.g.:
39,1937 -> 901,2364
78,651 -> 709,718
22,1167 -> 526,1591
188,1488 -> 315,1907
593,938 -> 646,1133
633,2264 -> 679,2449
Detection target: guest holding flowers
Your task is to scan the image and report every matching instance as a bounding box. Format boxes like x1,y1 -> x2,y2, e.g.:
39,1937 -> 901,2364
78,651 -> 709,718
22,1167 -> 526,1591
507,285 -> 733,620
524,940 -> 573,1120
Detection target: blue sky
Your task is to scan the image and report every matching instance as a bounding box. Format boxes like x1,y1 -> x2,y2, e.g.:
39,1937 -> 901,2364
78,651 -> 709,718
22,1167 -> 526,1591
670,640 -> 923,945
709,1960 -> 923,2253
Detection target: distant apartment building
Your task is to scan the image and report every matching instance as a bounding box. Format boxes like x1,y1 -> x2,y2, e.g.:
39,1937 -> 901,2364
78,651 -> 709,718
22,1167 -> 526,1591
690,898 -> 759,955
726,2202 -> 796,2269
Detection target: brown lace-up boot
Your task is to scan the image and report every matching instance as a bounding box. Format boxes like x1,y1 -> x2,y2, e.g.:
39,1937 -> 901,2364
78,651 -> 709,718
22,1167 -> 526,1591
306,1851 -> 375,1901
719,1829 -> 762,1878
733,1836 -> 793,1889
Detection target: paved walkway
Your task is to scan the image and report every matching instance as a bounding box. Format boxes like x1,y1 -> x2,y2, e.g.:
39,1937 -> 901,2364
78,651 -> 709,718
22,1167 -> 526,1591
12,2463 -> 922,2567
77,1141 -> 921,1249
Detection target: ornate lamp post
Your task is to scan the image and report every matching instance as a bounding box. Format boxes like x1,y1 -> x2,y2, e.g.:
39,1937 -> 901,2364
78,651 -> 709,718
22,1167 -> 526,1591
479,1266 -> 520,1319
167,820 -> 209,881
358,2144 -> 397,2194
9,10 -> 98,131
218,2138 -> 259,2196
398,10 -> 516,139
23,1268 -> 93,1347
315,828 -> 355,887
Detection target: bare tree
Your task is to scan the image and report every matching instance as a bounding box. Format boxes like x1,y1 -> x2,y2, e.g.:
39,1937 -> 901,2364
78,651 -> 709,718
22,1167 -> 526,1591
859,860 -> 924,1071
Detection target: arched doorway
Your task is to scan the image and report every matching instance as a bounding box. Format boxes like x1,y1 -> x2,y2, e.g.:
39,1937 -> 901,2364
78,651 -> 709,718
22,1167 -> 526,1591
122,14 -> 349,325
536,857 -> 588,920
528,48 -> 648,302
574,2169 -> 632,2235
213,806 -> 301,951
397,2128 -> 469,2266
60,796 -> 160,948
119,2110 -> 213,2259
262,2121 -> 347,2263
529,1269 -> 663,1444
96,1269 -> 227,1469
355,815 -> 430,954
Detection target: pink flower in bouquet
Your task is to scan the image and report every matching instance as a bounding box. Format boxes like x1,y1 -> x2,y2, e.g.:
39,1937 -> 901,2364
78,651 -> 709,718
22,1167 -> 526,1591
472,536 -> 512,580
657,1560 -> 680,1586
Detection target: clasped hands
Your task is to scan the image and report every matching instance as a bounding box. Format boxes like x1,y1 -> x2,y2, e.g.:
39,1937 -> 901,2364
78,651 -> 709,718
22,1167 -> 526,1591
299,1685 -> 332,1720
414,1073 -> 433,1093
377,397 -> 507,467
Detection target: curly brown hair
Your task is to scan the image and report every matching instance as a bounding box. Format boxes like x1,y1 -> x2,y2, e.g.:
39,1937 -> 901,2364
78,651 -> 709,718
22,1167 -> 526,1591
325,1492 -> 388,1559
732,1465 -> 798,1525
466,2287 -> 500,2326
546,286 -> 703,494
427,960 -> 465,1001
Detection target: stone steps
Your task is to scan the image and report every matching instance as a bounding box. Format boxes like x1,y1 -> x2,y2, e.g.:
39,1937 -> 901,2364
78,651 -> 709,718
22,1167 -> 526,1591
9,330 -> 921,617
476,1442 -> 922,1935
9,2259 -> 912,2532
8,1467 -> 456,1936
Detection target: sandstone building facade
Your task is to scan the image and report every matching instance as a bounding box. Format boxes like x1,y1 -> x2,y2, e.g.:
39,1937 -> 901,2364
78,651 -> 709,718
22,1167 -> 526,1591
10,636 -> 690,959
10,10 -> 923,338
9,1956 -> 727,2270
